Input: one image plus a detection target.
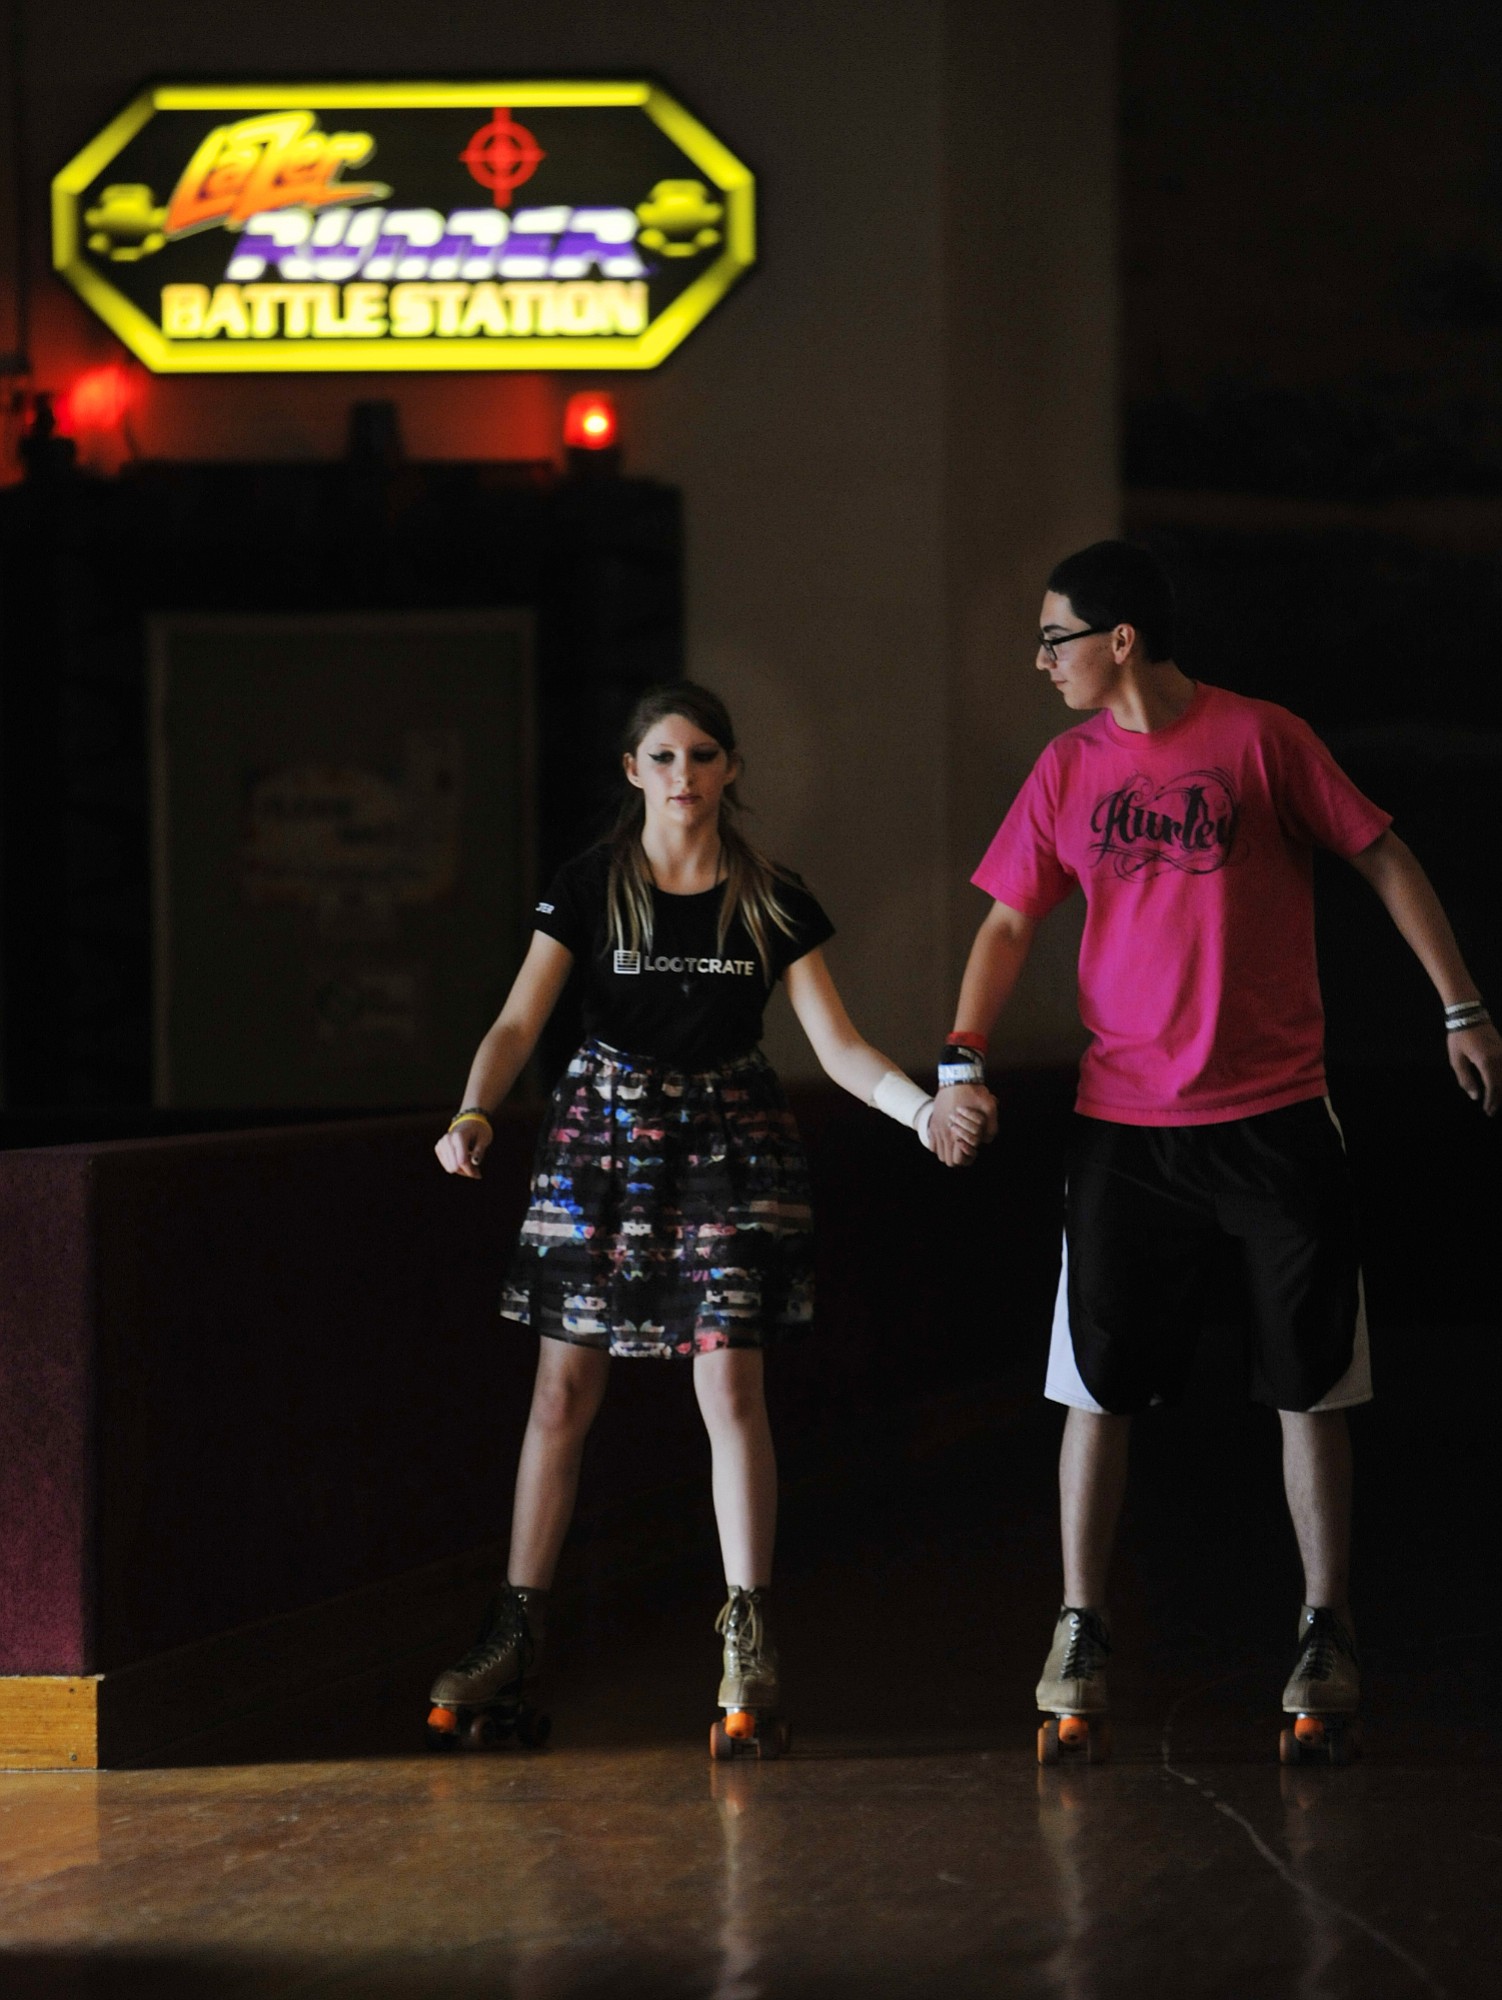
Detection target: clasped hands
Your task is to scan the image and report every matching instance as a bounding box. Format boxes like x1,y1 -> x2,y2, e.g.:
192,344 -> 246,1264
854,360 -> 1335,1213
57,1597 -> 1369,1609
928,1081 -> 999,1167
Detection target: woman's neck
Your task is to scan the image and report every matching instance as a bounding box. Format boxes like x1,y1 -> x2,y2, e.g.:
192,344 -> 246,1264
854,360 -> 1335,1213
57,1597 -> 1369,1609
639,817 -> 724,893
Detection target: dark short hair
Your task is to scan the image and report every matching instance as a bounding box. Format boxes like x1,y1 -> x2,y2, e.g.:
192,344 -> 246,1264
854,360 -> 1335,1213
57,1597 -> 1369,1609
1046,541 -> 1175,662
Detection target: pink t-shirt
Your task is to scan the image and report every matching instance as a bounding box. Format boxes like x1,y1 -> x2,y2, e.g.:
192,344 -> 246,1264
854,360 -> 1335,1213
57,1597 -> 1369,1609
972,684 -> 1392,1126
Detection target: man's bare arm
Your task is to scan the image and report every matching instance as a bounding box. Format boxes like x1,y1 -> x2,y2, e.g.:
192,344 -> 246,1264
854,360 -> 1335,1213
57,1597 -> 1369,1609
930,900 -> 1038,1161
1347,830 -> 1501,1115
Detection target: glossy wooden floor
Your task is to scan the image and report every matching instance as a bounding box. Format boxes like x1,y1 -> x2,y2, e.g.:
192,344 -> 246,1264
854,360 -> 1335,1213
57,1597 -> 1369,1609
2,1372 -> 1495,1999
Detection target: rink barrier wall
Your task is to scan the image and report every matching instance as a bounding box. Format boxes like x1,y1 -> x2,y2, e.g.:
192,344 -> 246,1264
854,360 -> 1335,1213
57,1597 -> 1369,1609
0,1077 -> 1074,1763
2,1064 -> 1489,1765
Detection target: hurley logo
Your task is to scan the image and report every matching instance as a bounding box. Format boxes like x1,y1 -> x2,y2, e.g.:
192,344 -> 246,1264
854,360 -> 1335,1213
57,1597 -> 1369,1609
1090,768 -> 1240,880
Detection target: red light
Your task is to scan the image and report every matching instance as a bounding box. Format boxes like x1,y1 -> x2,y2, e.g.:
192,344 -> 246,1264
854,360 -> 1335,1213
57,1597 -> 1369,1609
66,366 -> 133,432
563,391 -> 618,451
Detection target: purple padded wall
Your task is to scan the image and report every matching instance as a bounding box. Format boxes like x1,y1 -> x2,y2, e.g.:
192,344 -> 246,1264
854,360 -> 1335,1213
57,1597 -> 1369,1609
0,1155 -> 96,1672
1,1076 -> 1075,1678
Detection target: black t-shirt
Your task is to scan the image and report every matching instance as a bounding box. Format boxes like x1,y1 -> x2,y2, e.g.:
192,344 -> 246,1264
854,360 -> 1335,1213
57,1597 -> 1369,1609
532,844 -> 835,1067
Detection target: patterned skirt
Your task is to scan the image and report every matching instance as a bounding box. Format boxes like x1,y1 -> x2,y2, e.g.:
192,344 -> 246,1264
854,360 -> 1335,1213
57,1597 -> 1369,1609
501,1038 -> 815,1358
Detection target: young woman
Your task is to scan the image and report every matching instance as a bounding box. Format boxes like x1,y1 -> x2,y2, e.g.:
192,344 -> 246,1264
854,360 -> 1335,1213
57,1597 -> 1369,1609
426,682 -> 986,1757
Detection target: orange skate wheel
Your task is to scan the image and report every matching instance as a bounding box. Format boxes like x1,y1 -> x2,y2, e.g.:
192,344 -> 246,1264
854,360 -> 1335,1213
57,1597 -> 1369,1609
724,1709 -> 757,1740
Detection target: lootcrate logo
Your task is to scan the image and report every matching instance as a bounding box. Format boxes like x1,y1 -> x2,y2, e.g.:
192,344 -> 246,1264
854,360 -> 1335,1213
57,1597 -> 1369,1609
53,84 -> 755,372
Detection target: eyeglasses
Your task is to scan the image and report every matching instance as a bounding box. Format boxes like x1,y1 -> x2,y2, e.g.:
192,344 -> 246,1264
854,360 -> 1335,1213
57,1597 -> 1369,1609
1037,623 -> 1115,664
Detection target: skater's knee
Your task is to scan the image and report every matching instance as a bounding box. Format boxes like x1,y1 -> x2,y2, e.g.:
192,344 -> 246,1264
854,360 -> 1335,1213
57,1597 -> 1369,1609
694,1359 -> 767,1433
528,1358 -> 605,1439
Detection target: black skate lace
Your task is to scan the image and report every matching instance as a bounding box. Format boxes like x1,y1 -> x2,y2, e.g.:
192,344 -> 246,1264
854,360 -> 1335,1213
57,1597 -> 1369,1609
715,1590 -> 766,1673
1060,1608 -> 1111,1680
453,1591 -> 532,1677
1294,1609 -> 1356,1684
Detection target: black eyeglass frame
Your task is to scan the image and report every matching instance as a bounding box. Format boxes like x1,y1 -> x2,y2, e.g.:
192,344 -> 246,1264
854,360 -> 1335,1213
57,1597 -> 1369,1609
1037,622 -> 1118,664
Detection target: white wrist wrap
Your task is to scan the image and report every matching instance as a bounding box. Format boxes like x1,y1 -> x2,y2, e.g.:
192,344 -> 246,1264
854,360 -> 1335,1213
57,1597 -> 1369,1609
873,1070 -> 934,1133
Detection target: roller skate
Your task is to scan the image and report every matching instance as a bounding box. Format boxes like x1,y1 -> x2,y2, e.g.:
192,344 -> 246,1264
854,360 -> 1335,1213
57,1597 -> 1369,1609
1035,1605 -> 1112,1765
425,1584 -> 551,1752
1278,1605 -> 1361,1766
709,1586 -> 789,1761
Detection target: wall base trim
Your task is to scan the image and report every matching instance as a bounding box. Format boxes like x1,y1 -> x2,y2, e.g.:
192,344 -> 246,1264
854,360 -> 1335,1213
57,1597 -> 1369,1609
0,1677 -> 101,1769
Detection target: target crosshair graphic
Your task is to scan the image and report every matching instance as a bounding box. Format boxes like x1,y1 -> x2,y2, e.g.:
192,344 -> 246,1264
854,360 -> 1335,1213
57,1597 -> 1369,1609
460,108 -> 546,208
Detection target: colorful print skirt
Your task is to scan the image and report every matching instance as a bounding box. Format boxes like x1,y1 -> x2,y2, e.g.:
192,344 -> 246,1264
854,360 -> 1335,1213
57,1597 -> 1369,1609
501,1038 -> 815,1358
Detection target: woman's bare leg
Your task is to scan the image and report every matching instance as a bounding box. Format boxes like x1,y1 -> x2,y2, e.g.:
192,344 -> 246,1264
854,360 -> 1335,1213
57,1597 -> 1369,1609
693,1347 -> 777,1587
506,1338 -> 611,1589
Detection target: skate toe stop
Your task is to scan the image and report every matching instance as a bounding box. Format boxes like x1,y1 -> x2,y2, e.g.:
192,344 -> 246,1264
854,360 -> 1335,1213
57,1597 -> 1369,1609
724,1709 -> 757,1739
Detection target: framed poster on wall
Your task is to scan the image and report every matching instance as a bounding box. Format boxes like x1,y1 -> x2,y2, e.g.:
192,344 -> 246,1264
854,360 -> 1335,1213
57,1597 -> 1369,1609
150,610 -> 532,1107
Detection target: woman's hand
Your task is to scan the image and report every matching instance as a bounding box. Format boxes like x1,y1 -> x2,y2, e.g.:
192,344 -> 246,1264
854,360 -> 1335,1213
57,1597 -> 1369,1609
435,1118 -> 493,1179
930,1083 -> 998,1165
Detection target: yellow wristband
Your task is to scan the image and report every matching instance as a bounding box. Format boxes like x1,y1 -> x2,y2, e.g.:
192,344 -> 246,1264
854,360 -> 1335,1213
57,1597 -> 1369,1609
448,1110 -> 493,1134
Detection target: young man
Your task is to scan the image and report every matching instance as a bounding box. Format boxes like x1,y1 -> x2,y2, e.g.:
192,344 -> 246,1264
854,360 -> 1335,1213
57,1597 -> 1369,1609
930,540 -> 1500,1747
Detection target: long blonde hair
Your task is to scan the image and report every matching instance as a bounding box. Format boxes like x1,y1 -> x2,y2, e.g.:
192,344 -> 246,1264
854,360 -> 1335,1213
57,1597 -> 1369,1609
606,683 -> 799,980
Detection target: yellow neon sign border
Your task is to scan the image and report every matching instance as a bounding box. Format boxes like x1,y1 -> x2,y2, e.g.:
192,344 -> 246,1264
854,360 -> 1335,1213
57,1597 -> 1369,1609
52,80 -> 754,373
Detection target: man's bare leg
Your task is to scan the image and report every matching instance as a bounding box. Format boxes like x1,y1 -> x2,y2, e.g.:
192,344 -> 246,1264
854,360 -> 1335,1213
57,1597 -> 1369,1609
1279,1408 -> 1352,1615
1036,1408 -> 1131,1728
1060,1407 -> 1132,1606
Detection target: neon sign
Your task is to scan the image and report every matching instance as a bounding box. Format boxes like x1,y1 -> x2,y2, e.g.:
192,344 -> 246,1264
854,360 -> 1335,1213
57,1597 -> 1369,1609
52,83 -> 755,372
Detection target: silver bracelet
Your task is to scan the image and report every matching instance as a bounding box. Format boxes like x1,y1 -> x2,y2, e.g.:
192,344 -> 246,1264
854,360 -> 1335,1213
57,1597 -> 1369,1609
1444,1005 -> 1490,1033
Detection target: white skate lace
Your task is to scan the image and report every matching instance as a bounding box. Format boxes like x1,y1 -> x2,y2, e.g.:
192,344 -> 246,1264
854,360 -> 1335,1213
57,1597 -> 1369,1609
1060,1608 -> 1111,1680
715,1590 -> 767,1675
1294,1610 -> 1356,1683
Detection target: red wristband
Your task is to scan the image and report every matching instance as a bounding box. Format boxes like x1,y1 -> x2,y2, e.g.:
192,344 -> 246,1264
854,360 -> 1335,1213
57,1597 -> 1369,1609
945,1030 -> 989,1055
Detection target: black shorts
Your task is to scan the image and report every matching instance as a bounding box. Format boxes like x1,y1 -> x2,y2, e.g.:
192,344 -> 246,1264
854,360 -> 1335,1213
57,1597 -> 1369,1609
1046,1098 -> 1371,1415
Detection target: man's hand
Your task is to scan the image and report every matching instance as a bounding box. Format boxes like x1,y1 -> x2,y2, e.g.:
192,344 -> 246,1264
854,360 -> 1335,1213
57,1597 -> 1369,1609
1449,1020 -> 1502,1116
929,1082 -> 998,1166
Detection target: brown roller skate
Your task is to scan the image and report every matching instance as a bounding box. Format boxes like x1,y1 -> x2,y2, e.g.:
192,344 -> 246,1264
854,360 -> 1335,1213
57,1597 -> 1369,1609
426,1584 -> 551,1752
710,1586 -> 789,1761
1278,1605 -> 1361,1766
1035,1605 -> 1113,1765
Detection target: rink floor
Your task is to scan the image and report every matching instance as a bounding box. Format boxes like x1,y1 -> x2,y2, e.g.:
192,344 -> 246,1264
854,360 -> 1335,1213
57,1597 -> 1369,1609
0,1356 -> 1493,1999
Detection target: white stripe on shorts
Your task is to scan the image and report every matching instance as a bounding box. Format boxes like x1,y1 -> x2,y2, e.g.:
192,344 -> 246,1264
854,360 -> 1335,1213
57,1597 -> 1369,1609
1304,1098 -> 1372,1411
1045,1233 -> 1108,1412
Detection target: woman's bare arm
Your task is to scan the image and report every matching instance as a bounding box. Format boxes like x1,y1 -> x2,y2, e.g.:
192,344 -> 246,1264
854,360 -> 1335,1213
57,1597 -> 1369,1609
435,933 -> 575,1176
784,948 -> 990,1165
